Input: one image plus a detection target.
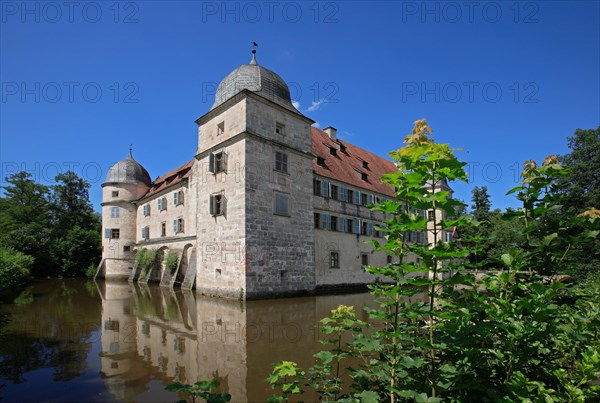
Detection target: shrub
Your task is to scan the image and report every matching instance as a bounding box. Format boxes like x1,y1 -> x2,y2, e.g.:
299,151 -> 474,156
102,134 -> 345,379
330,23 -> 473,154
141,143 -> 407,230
136,248 -> 157,278
0,246 -> 33,301
166,250 -> 179,273
266,119 -> 600,402
85,263 -> 97,278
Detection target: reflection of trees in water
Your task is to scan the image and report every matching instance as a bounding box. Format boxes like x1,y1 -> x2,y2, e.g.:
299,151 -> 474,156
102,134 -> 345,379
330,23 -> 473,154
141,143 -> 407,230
0,279 -> 101,385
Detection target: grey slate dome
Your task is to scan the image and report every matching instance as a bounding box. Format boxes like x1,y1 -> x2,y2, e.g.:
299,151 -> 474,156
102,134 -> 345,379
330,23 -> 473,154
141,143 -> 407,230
211,56 -> 297,112
105,153 -> 152,186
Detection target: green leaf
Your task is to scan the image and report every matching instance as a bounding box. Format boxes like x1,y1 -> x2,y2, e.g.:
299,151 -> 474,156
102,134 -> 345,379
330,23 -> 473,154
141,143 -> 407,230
354,390 -> 380,402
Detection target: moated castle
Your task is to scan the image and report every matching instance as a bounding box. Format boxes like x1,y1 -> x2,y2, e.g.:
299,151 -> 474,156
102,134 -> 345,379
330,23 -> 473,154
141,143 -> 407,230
96,52 -> 452,299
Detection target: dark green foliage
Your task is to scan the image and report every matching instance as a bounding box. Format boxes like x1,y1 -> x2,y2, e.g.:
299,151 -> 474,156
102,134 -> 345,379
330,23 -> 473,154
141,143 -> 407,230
50,226 -> 101,277
0,170 -> 101,279
557,126 -> 600,277
49,171 -> 100,234
559,126 -> 600,211
0,246 -> 33,302
470,185 -> 491,222
0,173 -> 53,273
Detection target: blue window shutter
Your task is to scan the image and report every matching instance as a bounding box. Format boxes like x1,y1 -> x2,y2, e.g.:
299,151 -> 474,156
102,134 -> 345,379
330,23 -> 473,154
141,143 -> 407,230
354,190 -> 361,205
340,186 -> 347,202
173,220 -> 177,233
324,215 -> 331,230
158,198 -> 162,211
173,192 -> 178,205
321,180 -> 330,198
353,220 -> 360,234
104,228 -> 110,238
368,194 -> 375,204
339,217 -> 346,232
209,195 -> 214,215
368,222 -> 374,236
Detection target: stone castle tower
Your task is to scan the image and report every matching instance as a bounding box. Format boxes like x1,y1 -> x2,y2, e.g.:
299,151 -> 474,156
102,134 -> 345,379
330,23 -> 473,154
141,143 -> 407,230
99,151 -> 152,280
193,52 -> 316,299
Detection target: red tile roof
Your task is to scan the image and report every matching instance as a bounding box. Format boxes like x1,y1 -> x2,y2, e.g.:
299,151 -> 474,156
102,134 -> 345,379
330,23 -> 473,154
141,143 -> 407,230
139,159 -> 194,201
138,128 -> 397,202
311,127 -> 396,197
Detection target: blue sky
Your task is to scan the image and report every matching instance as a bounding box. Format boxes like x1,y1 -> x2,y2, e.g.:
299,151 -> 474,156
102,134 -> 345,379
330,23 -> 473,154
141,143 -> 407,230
1,1 -> 599,212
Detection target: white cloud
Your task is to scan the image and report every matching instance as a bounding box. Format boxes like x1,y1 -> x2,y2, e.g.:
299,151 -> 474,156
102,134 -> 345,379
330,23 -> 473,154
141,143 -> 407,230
307,99 -> 324,112
292,100 -> 300,110
312,122 -> 321,128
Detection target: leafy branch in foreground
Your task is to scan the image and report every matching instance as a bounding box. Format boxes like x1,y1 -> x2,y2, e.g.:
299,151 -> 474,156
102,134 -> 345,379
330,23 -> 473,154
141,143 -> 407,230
266,119 -> 600,402
166,379 -> 231,403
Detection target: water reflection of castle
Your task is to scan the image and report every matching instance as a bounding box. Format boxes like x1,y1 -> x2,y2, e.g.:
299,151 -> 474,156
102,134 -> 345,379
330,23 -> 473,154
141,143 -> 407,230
97,280 -> 373,401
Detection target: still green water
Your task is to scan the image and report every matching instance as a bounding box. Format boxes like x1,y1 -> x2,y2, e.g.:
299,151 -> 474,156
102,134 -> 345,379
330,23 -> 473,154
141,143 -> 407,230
0,279 -> 373,402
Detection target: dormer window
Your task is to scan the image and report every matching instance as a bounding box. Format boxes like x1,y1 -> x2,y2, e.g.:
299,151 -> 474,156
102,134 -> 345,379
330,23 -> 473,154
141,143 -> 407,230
317,157 -> 326,167
339,143 -> 347,153
355,168 -> 368,181
276,122 -> 285,135
217,121 -> 225,135
329,146 -> 337,156
357,158 -> 369,169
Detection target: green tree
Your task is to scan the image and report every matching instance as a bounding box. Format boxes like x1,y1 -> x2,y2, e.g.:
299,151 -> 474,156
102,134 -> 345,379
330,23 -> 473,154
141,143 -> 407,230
46,171 -> 101,276
50,226 -> 101,277
470,185 -> 491,222
49,171 -> 100,233
1,171 -> 101,277
485,209 -> 525,261
560,126 -> 600,211
0,172 -> 53,273
558,126 -> 600,276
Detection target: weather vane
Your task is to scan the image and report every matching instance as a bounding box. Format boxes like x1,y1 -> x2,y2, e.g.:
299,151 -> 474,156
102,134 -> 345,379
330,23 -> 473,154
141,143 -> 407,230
250,42 -> 258,64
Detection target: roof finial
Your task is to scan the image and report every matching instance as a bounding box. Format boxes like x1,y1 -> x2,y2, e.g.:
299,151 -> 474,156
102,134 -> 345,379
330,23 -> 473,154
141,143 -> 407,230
250,41 -> 258,65
129,144 -> 133,158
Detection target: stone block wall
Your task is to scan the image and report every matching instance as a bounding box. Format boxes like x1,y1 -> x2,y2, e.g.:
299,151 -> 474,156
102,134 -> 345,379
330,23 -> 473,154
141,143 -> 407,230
244,137 -> 315,298
195,136 -> 247,299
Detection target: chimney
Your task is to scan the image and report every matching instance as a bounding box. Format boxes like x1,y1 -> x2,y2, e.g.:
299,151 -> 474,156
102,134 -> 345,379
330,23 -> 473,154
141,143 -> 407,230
323,126 -> 337,141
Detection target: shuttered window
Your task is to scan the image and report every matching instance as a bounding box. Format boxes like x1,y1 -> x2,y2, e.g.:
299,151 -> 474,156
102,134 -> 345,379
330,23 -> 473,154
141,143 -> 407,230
208,150 -> 227,173
275,152 -> 288,173
274,192 -> 289,216
210,193 -> 225,216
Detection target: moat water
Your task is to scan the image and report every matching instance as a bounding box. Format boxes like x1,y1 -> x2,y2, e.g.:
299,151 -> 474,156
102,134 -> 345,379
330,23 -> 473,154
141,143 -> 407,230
0,279 -> 374,402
